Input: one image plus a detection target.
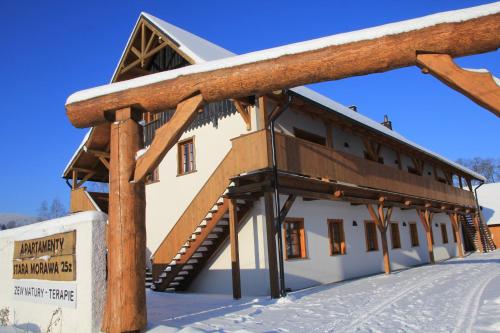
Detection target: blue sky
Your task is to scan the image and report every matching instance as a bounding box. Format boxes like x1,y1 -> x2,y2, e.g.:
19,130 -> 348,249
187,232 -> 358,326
0,0 -> 498,216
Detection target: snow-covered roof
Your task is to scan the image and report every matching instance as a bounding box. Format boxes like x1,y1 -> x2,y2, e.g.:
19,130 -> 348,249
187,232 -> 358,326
68,2 -> 500,105
64,7 -> 489,181
477,183 -> 500,225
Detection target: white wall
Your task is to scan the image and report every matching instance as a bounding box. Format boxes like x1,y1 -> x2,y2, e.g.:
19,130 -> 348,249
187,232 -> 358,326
189,197 -> 463,296
0,211 -> 107,333
145,112 -> 248,260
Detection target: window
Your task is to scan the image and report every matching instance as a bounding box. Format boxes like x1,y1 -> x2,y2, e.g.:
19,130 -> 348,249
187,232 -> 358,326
178,138 -> 195,175
294,128 -> 326,146
390,222 -> 401,249
441,224 -> 448,244
364,221 -> 378,252
283,218 -> 306,259
328,219 -> 346,255
145,167 -> 159,184
409,223 -> 419,247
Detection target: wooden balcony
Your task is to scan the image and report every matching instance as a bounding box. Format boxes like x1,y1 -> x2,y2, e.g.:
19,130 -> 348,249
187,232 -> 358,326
230,130 -> 476,208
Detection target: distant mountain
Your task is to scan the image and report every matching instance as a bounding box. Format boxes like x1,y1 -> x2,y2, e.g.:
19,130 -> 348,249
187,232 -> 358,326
0,213 -> 38,230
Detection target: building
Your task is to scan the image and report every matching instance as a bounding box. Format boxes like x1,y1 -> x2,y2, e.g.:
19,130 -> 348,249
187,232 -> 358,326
62,13 -> 494,297
477,183 -> 500,248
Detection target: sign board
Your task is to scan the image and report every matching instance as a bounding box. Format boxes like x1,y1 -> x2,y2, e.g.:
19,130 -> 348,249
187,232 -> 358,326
13,280 -> 77,308
13,231 -> 76,281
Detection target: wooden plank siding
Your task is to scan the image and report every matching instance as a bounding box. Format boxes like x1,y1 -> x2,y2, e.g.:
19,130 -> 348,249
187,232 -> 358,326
272,133 -> 475,207
70,188 -> 99,213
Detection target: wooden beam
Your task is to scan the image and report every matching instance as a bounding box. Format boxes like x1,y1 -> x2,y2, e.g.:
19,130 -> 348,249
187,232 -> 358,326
134,94 -> 204,182
102,107 -> 146,332
66,9 -> 500,127
76,171 -> 95,189
279,194 -> 296,222
417,53 -> 500,117
233,99 -> 251,130
417,209 -> 435,264
448,213 -> 464,258
228,199 -> 241,299
264,192 -> 280,298
98,156 -> 110,170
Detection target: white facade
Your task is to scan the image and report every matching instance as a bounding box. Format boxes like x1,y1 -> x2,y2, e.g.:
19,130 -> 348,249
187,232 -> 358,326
143,99 -> 465,296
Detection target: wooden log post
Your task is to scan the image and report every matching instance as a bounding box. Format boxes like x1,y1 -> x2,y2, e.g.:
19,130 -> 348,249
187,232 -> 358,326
228,199 -> 241,299
448,213 -> 464,258
264,192 -> 280,298
366,203 -> 393,274
102,107 -> 147,333
417,209 -> 435,264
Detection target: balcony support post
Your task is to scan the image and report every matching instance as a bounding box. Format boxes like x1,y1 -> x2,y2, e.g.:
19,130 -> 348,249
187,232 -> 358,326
366,203 -> 393,274
417,209 -> 435,264
229,198 -> 241,299
448,212 -> 464,258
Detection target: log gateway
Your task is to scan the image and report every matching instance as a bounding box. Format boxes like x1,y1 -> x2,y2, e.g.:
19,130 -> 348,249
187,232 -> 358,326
62,3 -> 499,332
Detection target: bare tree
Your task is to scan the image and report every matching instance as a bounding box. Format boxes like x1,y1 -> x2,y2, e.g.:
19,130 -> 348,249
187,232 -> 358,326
456,157 -> 499,183
37,198 -> 67,221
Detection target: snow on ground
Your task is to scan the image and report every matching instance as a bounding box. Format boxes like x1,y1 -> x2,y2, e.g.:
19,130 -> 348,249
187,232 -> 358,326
147,250 -> 500,332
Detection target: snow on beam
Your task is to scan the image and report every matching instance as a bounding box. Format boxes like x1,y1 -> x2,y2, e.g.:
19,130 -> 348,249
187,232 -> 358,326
65,3 -> 500,128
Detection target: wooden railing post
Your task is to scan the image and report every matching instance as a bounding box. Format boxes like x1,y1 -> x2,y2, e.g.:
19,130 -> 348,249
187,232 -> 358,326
228,199 -> 241,299
102,107 -> 147,333
264,192 -> 280,298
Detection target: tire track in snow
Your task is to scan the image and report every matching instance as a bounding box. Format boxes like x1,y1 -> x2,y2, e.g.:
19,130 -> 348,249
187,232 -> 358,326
331,264 -> 461,333
452,266 -> 500,333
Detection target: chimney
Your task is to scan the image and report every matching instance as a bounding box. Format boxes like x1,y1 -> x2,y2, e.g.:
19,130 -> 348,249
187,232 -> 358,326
381,114 -> 393,130
348,105 -> 358,112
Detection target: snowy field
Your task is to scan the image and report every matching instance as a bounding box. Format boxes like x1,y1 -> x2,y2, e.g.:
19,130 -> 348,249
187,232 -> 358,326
147,250 -> 500,333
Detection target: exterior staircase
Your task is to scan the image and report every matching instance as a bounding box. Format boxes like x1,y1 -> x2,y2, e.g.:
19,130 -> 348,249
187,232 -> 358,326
147,131 -> 269,292
460,214 -> 496,252
151,194 -> 253,292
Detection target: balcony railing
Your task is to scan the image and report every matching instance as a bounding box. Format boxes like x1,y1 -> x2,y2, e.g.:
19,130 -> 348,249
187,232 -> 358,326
231,130 -> 476,207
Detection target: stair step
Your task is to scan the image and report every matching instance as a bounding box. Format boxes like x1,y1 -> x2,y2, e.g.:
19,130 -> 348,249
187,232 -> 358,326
218,219 -> 229,226
237,199 -> 246,204
150,284 -> 156,290
169,282 -> 180,286
194,227 -> 202,234
192,253 -> 203,258
182,265 -> 194,270
213,227 -> 224,233
187,259 -> 199,264
202,240 -> 214,246
159,272 -> 167,278
182,242 -> 191,248
200,221 -> 207,227
197,247 -> 208,252
178,271 -> 189,276
207,234 -> 219,239
165,287 -> 176,292
174,276 -> 185,281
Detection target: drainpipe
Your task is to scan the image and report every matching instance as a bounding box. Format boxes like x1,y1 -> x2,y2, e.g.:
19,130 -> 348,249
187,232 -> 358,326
269,92 -> 292,298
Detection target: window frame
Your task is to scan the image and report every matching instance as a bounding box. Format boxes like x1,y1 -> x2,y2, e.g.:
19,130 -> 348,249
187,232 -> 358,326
364,221 -> 379,252
390,222 -> 401,249
283,218 -> 307,260
177,137 -> 196,176
440,223 -> 449,244
327,219 -> 346,256
409,222 -> 419,247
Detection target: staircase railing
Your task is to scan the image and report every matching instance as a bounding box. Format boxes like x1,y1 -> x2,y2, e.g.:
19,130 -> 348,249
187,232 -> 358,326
151,130 -> 269,269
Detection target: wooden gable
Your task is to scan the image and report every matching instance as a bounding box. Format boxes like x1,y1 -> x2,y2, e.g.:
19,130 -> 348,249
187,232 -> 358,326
112,16 -> 194,82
